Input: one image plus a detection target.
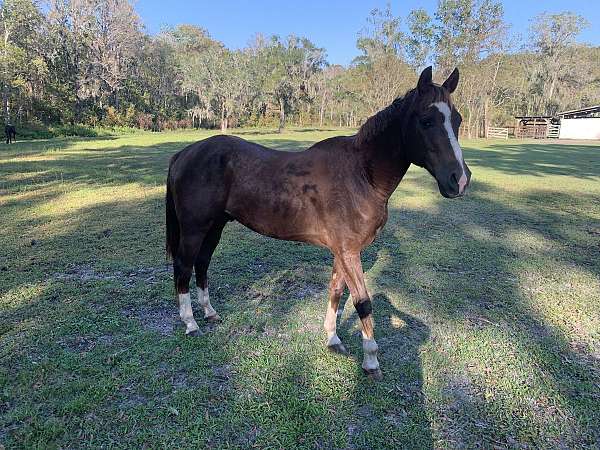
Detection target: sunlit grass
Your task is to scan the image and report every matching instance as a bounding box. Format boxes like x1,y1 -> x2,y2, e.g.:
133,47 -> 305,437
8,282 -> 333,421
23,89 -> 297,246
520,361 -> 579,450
1,130 -> 599,448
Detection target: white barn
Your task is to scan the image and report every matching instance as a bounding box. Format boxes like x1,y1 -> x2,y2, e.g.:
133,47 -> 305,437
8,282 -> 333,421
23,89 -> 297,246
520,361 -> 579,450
558,105 -> 600,140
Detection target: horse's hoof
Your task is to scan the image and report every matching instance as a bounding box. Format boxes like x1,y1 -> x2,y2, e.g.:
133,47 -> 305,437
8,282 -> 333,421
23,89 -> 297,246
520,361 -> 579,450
363,367 -> 383,381
204,314 -> 221,323
186,329 -> 202,337
328,343 -> 348,355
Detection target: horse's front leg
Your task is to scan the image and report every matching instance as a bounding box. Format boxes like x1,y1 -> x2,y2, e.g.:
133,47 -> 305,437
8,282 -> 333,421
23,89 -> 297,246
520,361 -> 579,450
338,251 -> 382,380
324,258 -> 347,354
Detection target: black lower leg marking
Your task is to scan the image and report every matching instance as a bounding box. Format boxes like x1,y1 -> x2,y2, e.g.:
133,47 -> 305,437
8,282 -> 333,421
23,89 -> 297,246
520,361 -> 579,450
355,299 -> 372,319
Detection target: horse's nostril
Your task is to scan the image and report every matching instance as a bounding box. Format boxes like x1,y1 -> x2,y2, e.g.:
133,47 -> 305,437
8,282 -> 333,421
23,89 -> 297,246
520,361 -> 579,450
450,173 -> 459,186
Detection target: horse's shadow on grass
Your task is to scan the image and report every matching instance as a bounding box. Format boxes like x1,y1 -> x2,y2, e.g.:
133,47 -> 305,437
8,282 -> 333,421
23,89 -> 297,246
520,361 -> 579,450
337,294 -> 433,449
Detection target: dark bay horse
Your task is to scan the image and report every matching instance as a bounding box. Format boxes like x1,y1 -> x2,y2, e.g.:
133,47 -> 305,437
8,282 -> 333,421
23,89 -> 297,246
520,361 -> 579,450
165,66 -> 471,379
5,124 -> 16,144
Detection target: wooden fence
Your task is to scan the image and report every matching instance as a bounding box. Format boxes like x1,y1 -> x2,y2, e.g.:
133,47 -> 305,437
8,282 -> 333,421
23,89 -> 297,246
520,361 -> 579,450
487,127 -> 509,139
547,123 -> 561,138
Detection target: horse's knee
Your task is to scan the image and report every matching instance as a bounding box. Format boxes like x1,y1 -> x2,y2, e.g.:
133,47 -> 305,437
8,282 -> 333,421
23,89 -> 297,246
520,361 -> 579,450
331,286 -> 345,298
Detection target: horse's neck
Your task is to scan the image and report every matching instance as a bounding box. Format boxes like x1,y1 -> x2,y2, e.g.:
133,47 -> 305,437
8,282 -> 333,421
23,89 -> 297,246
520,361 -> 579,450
358,135 -> 410,201
354,96 -> 412,201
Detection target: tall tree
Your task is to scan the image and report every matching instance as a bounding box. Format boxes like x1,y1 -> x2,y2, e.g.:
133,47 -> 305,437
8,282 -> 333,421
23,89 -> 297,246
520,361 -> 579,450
259,35 -> 325,132
406,0 -> 507,136
406,9 -> 434,70
526,12 -> 589,114
354,4 -> 415,114
0,0 -> 44,122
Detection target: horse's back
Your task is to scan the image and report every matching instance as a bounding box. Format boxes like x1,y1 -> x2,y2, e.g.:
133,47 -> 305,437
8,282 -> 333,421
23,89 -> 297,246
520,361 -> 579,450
168,133 -> 362,245
170,134 -> 273,177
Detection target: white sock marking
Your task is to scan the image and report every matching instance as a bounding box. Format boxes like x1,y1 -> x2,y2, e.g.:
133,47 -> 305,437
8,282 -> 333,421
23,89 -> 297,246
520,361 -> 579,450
179,293 -> 199,334
432,101 -> 468,193
324,299 -> 344,348
361,333 -> 380,371
197,287 -> 218,319
327,332 -> 342,346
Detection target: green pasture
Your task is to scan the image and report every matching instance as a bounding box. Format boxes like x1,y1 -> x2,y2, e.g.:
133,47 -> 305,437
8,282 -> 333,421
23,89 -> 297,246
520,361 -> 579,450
1,129 -> 599,448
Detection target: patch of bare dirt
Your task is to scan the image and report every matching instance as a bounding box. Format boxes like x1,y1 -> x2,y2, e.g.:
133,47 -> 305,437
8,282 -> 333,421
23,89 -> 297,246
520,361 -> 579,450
116,383 -> 148,412
121,305 -> 177,336
54,264 -> 171,287
59,334 -> 114,353
344,404 -> 380,449
155,362 -> 233,395
569,341 -> 600,378
435,374 -> 488,449
246,267 -> 324,305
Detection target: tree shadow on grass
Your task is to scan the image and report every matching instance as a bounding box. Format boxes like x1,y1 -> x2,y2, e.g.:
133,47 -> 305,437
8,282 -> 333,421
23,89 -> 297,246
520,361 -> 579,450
0,132 -> 343,448
357,179 -> 600,447
0,138 -> 320,198
2,135 -> 599,447
464,141 -> 600,178
3,177 -> 598,447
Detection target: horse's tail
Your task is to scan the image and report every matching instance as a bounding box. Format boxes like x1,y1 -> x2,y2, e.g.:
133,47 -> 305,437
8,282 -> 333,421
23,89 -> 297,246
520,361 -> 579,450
165,163 -> 179,261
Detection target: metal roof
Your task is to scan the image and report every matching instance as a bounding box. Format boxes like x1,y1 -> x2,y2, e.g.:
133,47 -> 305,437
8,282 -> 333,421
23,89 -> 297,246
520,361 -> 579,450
558,105 -> 600,117
514,116 -> 552,119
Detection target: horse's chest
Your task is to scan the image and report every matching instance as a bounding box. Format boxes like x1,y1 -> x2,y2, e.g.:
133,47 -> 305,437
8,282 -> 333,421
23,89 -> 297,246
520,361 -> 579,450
332,197 -> 387,246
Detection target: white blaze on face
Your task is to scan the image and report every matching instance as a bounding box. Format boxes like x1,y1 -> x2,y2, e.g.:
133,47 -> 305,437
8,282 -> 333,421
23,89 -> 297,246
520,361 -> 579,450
432,101 -> 468,194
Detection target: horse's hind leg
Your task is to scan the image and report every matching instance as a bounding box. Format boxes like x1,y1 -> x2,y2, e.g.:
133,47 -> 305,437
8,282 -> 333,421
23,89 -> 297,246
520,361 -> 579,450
324,258 -> 348,354
174,228 -> 208,336
194,217 -> 227,323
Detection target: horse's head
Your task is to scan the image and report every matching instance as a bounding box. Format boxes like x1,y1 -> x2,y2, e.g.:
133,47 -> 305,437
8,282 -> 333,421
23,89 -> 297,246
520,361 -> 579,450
404,66 -> 471,198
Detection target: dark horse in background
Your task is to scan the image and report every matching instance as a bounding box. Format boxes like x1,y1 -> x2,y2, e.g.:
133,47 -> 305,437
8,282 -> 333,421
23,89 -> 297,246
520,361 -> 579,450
5,124 -> 16,144
165,67 -> 471,379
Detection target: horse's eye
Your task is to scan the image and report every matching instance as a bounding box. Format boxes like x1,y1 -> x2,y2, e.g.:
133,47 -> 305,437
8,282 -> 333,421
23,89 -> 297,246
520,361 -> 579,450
421,118 -> 433,128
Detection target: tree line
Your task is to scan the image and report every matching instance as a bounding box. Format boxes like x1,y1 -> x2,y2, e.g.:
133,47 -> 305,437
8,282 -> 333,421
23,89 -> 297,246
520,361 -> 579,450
1,0 -> 598,137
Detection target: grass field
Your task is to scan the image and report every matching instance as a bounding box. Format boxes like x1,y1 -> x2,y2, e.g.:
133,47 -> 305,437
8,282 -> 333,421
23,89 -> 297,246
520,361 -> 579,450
1,129 -> 599,449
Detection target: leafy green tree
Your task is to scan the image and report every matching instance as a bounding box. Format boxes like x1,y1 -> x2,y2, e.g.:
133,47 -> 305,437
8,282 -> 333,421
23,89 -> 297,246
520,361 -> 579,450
353,4 -> 415,114
527,12 -> 589,114
0,0 -> 45,122
406,9 -> 434,70
258,35 -> 325,131
1,0 -> 598,135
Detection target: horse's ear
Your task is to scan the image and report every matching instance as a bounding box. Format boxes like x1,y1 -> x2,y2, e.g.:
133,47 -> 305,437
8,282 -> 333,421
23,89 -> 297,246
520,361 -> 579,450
442,67 -> 459,94
417,66 -> 433,94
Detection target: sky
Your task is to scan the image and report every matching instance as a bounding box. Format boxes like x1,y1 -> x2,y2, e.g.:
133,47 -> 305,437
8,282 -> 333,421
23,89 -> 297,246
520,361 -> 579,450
135,0 -> 600,66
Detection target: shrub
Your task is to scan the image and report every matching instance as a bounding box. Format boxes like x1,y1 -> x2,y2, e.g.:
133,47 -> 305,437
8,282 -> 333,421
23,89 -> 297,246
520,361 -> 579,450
136,112 -> 154,130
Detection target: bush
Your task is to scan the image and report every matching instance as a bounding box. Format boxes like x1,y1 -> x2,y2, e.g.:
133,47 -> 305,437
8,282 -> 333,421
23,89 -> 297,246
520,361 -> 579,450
136,112 -> 154,130
11,123 -> 139,140
12,110 -> 195,140
104,106 -> 122,127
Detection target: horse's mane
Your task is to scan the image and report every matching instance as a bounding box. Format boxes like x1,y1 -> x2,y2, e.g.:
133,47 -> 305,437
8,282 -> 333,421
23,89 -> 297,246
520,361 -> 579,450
356,85 -> 449,147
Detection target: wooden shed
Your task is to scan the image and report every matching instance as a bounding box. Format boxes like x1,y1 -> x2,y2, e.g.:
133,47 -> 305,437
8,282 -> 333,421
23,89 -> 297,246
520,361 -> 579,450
514,116 -> 560,139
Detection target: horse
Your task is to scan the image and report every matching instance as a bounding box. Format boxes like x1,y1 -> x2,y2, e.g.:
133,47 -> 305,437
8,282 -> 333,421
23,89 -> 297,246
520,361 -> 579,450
165,66 -> 471,380
5,124 -> 16,144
